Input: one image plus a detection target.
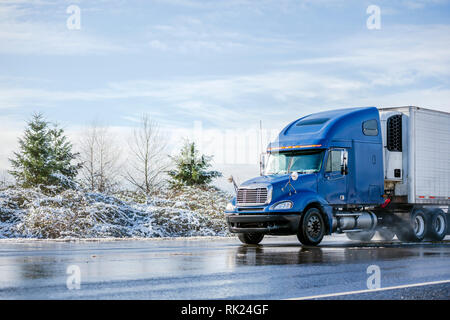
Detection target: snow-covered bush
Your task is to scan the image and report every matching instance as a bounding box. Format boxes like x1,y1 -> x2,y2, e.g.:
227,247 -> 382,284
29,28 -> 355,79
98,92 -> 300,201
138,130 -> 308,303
0,185 -> 232,239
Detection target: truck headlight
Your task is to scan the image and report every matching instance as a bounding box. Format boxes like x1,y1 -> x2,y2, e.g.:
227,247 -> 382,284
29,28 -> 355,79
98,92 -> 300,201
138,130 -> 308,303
270,201 -> 293,210
225,202 -> 236,212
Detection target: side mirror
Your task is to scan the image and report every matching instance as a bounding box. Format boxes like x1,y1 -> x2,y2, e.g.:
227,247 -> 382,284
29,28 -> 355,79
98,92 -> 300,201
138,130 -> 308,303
340,150 -> 348,175
228,175 -> 238,193
259,153 -> 266,176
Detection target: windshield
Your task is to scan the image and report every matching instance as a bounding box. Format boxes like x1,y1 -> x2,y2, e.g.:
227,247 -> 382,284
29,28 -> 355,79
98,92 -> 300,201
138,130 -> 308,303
264,150 -> 324,175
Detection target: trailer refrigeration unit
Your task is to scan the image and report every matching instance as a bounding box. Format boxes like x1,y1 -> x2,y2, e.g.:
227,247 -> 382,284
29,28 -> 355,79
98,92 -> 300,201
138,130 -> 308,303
225,106 -> 450,245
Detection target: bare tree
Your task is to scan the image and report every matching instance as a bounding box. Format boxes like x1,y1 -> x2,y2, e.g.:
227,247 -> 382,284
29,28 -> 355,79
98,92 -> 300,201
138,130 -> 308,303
78,122 -> 122,193
125,114 -> 168,194
0,169 -> 13,189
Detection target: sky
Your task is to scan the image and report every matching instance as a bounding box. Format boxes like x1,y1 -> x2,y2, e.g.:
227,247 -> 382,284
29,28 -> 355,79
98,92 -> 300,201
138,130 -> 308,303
0,0 -> 449,190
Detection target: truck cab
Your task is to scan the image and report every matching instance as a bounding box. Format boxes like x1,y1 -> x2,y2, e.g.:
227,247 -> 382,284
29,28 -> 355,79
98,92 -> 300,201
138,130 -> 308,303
225,107 -> 449,245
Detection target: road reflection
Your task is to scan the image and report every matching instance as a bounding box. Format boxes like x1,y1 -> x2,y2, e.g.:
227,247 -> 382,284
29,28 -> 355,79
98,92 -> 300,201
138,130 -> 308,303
231,243 -> 449,266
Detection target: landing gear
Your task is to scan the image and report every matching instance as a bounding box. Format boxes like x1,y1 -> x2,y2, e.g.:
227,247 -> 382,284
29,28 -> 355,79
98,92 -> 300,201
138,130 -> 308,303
297,207 -> 325,246
426,209 -> 447,241
237,233 -> 264,245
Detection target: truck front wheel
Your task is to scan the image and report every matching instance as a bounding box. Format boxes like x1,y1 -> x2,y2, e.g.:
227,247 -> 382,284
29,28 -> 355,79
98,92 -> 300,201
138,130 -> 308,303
297,207 -> 325,246
237,233 -> 264,245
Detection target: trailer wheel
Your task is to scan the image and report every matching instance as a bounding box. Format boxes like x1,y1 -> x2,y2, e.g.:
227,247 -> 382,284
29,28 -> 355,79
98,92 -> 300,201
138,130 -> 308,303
237,233 -> 264,245
396,208 -> 427,242
346,230 -> 376,241
426,209 -> 447,241
297,207 -> 325,246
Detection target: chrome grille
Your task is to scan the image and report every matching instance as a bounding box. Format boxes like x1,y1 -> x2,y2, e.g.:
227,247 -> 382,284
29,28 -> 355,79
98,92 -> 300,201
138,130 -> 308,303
237,188 -> 268,205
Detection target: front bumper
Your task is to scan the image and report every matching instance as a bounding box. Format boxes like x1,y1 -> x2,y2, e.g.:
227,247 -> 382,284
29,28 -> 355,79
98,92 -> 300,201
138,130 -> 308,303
226,214 -> 301,235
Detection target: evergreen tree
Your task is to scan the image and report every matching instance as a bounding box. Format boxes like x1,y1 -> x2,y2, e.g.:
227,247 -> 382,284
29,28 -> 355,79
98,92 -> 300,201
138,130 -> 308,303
168,140 -> 222,187
47,125 -> 82,188
9,113 -> 81,189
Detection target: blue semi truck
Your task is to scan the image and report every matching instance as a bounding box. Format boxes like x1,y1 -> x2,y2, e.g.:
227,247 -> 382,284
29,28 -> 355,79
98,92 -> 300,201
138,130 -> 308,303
225,106 -> 450,245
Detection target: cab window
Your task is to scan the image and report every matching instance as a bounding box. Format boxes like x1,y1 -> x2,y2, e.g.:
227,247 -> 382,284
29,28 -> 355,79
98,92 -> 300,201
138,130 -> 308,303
326,150 -> 343,172
362,119 -> 378,136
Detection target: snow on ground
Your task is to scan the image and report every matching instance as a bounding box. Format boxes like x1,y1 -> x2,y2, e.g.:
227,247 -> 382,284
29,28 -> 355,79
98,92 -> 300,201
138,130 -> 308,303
0,186 -> 233,239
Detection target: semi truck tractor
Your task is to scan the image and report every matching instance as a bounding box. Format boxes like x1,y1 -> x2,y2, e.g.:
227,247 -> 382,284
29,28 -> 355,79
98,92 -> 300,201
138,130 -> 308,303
225,106 -> 450,245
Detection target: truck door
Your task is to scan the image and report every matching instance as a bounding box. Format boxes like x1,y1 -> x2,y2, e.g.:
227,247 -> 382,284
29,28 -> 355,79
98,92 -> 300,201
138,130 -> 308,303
320,148 -> 349,204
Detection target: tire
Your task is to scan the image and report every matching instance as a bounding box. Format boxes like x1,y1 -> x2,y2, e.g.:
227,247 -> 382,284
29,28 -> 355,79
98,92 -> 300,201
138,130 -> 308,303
396,208 -> 428,242
237,233 -> 264,245
426,209 -> 447,241
346,230 -> 376,241
377,228 -> 395,241
297,207 -> 325,246
447,213 -> 450,234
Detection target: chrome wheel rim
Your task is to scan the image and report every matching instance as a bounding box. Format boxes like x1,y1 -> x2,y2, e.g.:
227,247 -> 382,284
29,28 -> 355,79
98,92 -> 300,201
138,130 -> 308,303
413,215 -> 425,237
307,214 -> 322,239
434,215 -> 445,235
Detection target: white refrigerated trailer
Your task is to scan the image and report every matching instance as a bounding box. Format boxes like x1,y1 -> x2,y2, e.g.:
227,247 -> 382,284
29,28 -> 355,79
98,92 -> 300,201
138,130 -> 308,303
380,106 -> 450,204
375,106 -> 450,241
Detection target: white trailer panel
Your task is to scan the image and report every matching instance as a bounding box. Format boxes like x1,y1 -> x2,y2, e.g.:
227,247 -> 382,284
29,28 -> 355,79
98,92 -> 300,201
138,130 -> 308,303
380,106 -> 450,205
412,107 -> 450,204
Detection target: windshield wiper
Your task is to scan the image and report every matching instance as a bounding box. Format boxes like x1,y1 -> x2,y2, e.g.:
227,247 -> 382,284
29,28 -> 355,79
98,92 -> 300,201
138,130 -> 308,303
270,170 -> 287,175
297,170 -> 318,174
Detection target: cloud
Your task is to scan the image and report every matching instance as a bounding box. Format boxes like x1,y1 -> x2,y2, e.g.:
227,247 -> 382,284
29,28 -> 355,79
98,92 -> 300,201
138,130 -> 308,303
400,0 -> 450,9
1,47 -> 449,125
357,87 -> 450,112
1,13 -> 449,126
0,2 -> 127,55
0,70 -> 364,111
284,24 -> 450,86
146,17 -> 295,54
0,115 -> 25,170
151,0 -> 350,10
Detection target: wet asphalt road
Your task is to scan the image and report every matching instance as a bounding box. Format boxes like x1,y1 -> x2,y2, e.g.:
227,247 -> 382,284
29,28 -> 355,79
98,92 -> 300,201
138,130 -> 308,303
0,235 -> 449,300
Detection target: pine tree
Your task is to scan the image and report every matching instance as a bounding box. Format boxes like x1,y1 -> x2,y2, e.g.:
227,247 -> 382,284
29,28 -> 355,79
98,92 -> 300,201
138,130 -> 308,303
9,113 -> 81,189
47,125 -> 82,188
168,140 -> 222,187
